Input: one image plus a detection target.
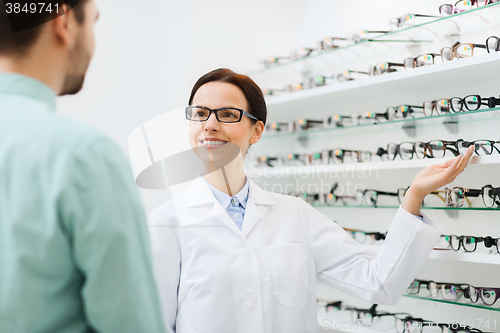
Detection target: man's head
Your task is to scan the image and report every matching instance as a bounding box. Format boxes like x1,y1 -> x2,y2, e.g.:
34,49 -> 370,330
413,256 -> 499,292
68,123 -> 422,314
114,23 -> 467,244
0,0 -> 99,95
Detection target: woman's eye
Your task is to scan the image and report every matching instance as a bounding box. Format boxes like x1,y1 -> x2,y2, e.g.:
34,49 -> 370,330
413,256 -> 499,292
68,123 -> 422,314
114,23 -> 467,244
222,112 -> 237,118
196,111 -> 207,117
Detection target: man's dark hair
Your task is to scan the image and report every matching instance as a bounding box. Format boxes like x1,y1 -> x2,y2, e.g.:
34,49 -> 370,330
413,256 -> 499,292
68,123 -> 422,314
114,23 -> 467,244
0,0 -> 88,56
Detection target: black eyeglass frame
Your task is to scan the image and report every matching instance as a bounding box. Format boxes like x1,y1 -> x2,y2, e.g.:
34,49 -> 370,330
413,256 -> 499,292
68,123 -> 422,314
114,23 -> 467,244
186,106 -> 259,123
449,94 -> 500,112
486,36 -> 500,53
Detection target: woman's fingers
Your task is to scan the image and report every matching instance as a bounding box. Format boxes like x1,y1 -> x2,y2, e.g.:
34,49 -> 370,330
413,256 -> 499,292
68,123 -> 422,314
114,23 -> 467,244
443,146 -> 474,181
441,155 -> 463,181
449,146 -> 474,178
434,157 -> 459,169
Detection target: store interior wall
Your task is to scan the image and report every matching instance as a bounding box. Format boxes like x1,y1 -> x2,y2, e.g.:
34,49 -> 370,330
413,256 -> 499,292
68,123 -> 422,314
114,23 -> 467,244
54,0 -> 489,215
56,0 -> 305,212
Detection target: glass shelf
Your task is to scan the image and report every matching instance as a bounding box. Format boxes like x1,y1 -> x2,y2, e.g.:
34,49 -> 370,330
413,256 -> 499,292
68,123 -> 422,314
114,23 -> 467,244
249,2 -> 500,76
311,205 -> 500,211
262,108 -> 500,140
403,294 -> 500,312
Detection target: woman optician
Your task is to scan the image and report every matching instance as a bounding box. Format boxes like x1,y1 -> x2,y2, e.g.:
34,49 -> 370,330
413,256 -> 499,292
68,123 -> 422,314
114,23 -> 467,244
147,68 -> 474,333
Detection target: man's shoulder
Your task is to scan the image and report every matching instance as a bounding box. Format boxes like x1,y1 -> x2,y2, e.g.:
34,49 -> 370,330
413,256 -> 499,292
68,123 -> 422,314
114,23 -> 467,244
45,114 -> 112,152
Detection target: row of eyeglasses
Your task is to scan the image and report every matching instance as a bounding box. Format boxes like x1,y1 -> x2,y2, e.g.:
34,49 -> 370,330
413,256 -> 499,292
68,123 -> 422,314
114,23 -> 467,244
436,234 -> 500,254
377,139 -> 500,160
263,36 -> 500,95
264,94 -> 500,134
324,301 -> 489,332
257,139 -> 500,169
290,183 -> 500,208
343,226 -> 500,255
262,0 -> 499,69
407,279 -> 500,307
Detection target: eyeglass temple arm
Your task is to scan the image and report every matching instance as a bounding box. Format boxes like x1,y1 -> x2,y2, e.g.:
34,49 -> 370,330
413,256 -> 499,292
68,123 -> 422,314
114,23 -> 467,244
325,301 -> 342,309
377,191 -> 399,196
330,183 -> 339,194
492,143 -> 500,154
387,62 -> 405,67
351,70 -> 370,75
465,189 -> 482,197
414,14 -> 440,18
430,191 -> 447,203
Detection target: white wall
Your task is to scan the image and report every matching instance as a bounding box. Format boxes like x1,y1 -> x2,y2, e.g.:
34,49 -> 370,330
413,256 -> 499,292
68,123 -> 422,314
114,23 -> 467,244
57,0 -> 305,212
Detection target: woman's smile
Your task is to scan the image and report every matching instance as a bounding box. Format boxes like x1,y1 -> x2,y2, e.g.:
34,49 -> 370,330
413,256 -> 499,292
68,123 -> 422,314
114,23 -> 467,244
199,137 -> 229,149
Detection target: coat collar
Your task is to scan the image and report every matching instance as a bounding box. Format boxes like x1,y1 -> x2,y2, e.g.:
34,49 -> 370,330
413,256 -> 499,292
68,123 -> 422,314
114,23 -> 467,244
185,176 -> 275,208
204,176 -> 250,210
179,176 -> 275,237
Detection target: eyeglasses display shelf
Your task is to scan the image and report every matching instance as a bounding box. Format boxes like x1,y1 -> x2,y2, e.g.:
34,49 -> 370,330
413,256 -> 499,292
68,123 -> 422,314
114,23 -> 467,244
250,3 -> 500,75
402,294 -> 500,312
261,108 -> 500,140
311,205 -> 500,211
246,155 -> 500,178
259,52 -> 500,115
428,251 -> 500,265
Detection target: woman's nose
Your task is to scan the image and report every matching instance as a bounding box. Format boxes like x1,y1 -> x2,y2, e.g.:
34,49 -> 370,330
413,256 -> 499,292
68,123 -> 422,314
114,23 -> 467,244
204,112 -> 220,132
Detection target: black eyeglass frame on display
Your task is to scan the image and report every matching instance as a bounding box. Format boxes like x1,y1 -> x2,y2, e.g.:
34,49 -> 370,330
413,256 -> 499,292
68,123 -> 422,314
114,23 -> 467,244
449,94 -> 500,112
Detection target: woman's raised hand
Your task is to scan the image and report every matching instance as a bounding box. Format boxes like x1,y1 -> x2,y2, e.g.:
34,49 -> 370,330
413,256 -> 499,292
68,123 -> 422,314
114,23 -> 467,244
401,145 -> 474,216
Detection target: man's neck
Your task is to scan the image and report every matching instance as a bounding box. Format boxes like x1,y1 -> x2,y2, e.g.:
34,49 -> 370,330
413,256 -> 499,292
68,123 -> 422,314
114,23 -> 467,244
0,53 -> 62,94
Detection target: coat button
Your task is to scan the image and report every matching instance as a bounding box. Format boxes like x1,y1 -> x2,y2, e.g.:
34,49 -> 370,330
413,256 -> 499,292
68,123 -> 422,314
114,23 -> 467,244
246,294 -> 257,304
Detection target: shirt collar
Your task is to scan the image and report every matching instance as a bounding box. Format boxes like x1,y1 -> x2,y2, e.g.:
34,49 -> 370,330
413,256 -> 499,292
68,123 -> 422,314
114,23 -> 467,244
0,72 -> 57,111
204,176 -> 250,210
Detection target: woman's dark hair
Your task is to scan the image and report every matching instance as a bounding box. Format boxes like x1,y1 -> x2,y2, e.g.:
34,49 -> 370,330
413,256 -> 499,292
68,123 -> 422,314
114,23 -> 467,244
188,68 -> 267,125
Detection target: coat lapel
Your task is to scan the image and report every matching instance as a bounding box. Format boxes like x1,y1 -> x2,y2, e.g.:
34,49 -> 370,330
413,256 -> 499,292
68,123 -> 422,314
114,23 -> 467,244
179,177 -> 276,238
241,179 -> 276,238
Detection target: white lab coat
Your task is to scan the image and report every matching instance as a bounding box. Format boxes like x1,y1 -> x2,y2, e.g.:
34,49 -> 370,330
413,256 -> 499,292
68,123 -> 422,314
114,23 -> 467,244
147,177 -> 442,333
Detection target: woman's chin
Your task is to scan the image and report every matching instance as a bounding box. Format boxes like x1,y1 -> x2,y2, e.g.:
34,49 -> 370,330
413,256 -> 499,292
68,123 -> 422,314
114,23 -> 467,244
192,142 -> 242,168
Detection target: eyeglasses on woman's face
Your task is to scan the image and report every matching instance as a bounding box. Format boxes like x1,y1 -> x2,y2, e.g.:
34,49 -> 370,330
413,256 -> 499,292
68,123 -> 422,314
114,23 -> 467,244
186,106 -> 259,123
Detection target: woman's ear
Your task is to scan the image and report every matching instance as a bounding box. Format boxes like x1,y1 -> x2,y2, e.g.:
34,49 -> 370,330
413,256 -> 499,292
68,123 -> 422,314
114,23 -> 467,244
249,120 -> 265,144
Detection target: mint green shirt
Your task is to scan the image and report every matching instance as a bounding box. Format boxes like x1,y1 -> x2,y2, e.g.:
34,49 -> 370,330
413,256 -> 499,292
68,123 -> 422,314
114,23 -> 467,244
0,73 -> 166,333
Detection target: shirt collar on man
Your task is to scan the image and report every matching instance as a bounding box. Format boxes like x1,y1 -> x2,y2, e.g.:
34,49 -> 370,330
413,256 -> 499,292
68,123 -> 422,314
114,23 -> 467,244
204,176 -> 249,210
0,72 -> 57,111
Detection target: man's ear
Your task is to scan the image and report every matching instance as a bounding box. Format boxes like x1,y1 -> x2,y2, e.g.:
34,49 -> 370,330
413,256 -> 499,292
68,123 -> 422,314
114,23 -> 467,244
48,4 -> 73,48
249,120 -> 265,144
